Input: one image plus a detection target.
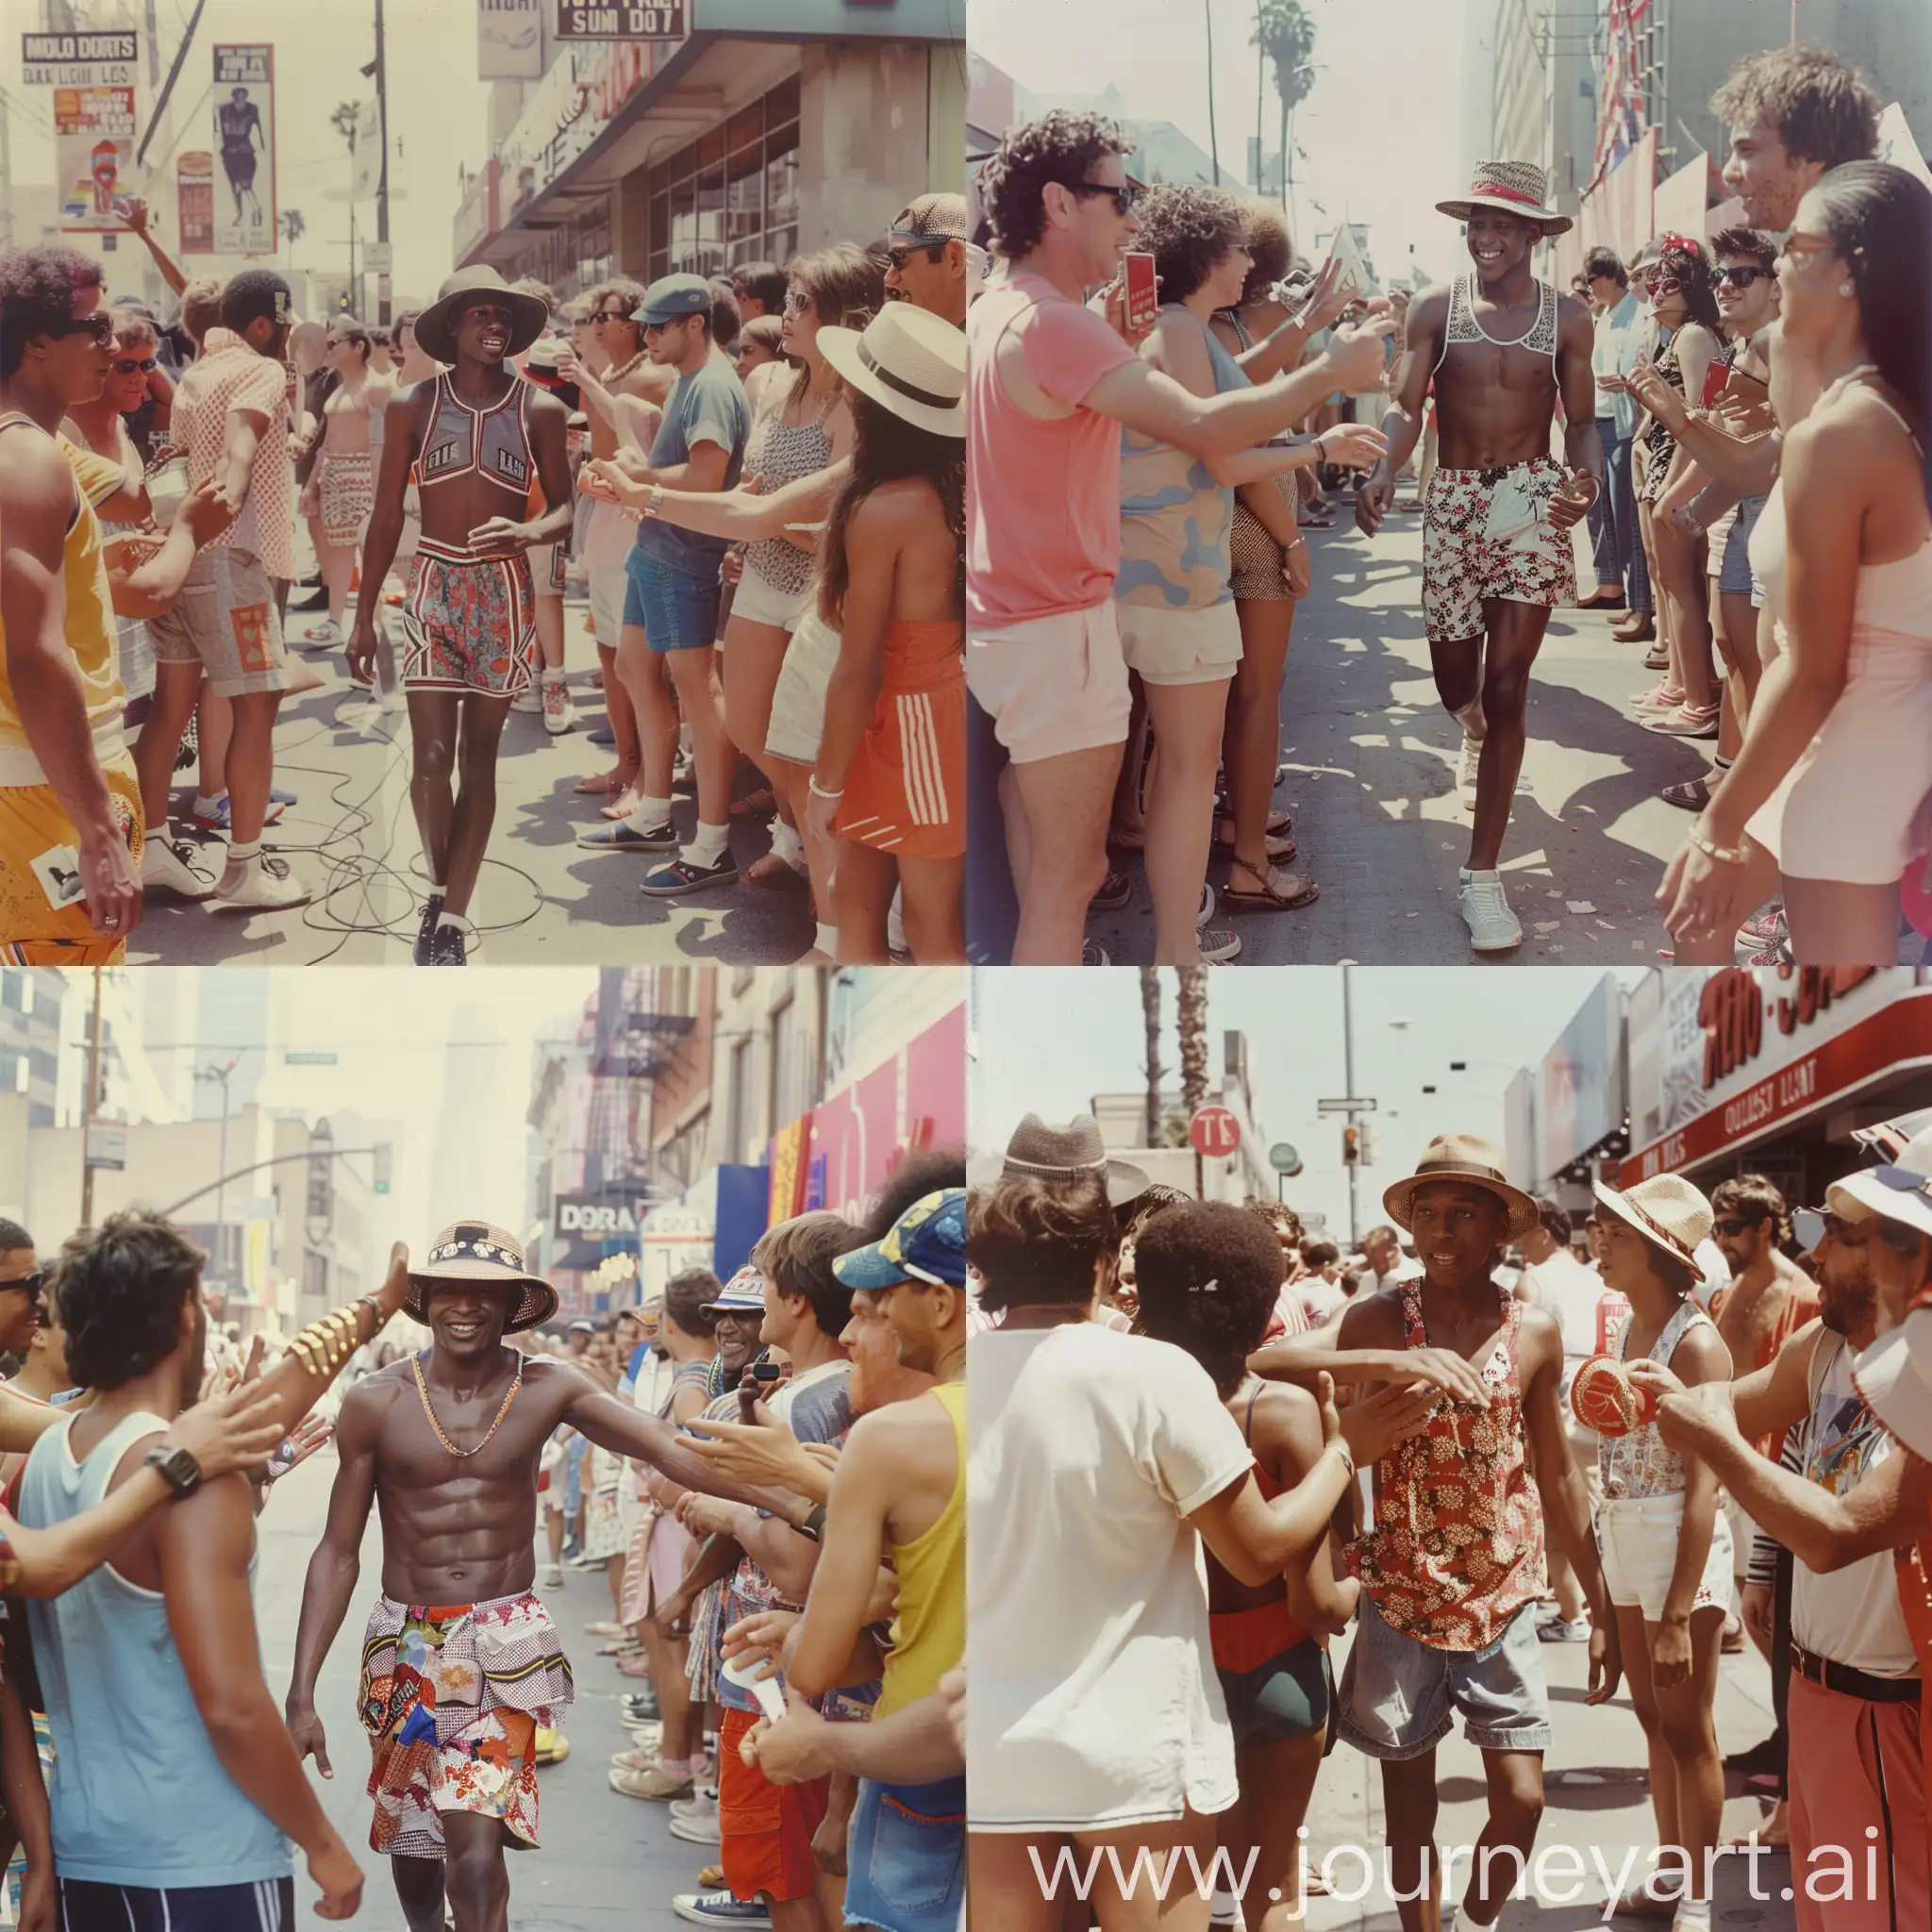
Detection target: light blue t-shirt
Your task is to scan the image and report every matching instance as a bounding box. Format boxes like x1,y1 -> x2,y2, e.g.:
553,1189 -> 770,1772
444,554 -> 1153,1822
1592,291 -> 1652,441
630,353 -> 750,579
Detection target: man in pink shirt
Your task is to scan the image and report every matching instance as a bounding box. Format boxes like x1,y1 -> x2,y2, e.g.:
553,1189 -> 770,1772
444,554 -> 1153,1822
967,110 -> 1391,964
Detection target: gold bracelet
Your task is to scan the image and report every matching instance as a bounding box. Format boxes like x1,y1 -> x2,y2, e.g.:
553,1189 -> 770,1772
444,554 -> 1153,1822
291,1302 -> 372,1378
1690,821 -> 1749,867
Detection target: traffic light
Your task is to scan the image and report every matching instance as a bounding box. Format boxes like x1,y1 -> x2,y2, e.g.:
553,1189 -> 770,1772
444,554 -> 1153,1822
1341,1124 -> 1361,1166
373,1142 -> 393,1195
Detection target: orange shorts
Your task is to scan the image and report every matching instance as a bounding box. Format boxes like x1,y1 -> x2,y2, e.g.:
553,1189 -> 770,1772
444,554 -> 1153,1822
719,1705 -> 828,1905
0,746 -> 142,962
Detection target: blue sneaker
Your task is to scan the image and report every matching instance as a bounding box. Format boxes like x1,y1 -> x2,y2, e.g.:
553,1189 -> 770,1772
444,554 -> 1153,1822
576,821 -> 675,852
673,1894 -> 770,1928
640,855 -> 739,897
271,786 -> 297,808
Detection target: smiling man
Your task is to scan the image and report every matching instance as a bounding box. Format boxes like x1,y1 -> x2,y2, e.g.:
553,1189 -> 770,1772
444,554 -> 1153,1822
284,1220 -> 767,1932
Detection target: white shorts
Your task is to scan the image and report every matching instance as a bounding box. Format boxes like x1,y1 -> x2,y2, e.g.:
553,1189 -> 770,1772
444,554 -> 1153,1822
967,602 -> 1131,764
1117,598 -> 1243,688
589,565 -> 628,648
528,541 -> 567,601
1597,1491 -> 1734,1624
732,564 -> 811,632
765,608 -> 841,764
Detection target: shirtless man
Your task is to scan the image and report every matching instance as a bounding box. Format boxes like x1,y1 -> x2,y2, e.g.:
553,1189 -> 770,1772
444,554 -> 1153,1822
1356,161 -> 1602,954
285,1221 -> 780,1932
300,318 -> 380,651
350,268 -> 574,965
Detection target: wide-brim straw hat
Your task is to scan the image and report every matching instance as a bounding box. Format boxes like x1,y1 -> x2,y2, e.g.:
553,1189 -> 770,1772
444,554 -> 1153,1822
1383,1133 -> 1539,1240
413,266 -> 549,368
1591,1174 -> 1714,1284
1436,159 -> 1573,236
405,1219 -> 558,1332
967,1111 -> 1151,1208
816,304 -> 964,439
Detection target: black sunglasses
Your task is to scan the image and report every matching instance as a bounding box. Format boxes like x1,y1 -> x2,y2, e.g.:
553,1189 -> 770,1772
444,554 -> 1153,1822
0,1271 -> 46,1300
1715,265 -> 1773,289
1069,181 -> 1139,217
887,242 -> 947,271
113,356 -> 158,376
1712,1216 -> 1766,1238
56,313 -> 117,348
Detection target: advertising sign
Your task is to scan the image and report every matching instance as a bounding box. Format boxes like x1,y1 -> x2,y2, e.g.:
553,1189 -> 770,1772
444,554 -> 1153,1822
480,0 -> 544,77
556,0 -> 688,39
553,1191 -> 650,1272
212,44 -> 276,257
22,31 -> 137,85
348,98 -> 383,203
1539,973 -> 1624,1178
55,85 -> 137,233
177,151 -> 215,255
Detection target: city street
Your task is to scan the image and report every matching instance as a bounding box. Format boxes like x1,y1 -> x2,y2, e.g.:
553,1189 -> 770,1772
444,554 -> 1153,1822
258,1451 -> 711,1930
129,592 -> 816,969
1087,501 -> 1923,970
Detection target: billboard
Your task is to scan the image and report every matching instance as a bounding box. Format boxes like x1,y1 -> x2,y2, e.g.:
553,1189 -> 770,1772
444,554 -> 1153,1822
1538,974 -> 1624,1180
556,0 -> 687,40
553,1190 -> 651,1272
479,0 -> 544,77
21,31 -> 137,85
55,85 -> 137,234
212,44 -> 276,257
177,151 -> 215,255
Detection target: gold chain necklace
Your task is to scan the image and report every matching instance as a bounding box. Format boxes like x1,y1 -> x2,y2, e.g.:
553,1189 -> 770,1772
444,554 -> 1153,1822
412,1351 -> 523,1458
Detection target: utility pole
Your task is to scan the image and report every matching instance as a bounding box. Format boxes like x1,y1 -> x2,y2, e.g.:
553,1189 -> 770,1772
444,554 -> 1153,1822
1342,964 -> 1359,1248
375,0 -> 391,325
196,1060 -> 237,1293
78,968 -> 106,1228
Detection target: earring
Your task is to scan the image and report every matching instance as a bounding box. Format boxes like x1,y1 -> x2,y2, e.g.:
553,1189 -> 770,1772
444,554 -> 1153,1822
1839,280 -> 1856,296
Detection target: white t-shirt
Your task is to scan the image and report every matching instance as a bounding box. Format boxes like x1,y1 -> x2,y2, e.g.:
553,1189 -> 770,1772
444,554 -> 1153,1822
1520,1248 -> 1611,1361
967,1322 -> 1252,1832
1790,1336 -> 1917,1676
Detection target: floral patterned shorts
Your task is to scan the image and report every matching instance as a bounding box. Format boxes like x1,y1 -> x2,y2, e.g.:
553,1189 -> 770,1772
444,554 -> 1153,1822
401,539 -> 538,699
358,1591 -> 573,1859
1421,456 -> 1576,645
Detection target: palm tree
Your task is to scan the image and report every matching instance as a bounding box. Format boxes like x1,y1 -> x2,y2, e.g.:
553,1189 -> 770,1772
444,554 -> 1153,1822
278,207 -> 305,268
1177,965 -> 1209,1127
1140,968 -> 1165,1150
1254,0 -> 1318,225
1204,0 -> 1221,185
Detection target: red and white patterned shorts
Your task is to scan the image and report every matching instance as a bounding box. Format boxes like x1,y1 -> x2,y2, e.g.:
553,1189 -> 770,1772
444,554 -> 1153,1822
1421,455 -> 1576,644
402,540 -> 538,698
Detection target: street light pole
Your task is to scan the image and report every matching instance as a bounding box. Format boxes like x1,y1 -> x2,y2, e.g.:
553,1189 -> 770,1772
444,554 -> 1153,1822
374,0 -> 391,325
196,1060 -> 237,1291
78,967 -> 105,1228
1342,964 -> 1359,1248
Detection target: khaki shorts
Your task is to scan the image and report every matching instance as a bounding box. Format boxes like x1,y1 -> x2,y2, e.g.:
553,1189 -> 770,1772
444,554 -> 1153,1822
148,545 -> 291,697
589,565 -> 628,649
529,540 -> 567,601
967,602 -> 1130,764
1118,598 -> 1243,688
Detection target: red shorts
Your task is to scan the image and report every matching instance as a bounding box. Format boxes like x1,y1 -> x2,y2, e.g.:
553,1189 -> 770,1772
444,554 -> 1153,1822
718,1706 -> 828,1904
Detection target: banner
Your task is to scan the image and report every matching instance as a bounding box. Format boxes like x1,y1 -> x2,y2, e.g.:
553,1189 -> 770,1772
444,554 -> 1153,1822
55,85 -> 137,234
479,0 -> 543,78
1652,150 -> 1708,250
556,1 -> 688,41
22,31 -> 137,85
1877,103 -> 1932,192
348,98 -> 383,202
177,151 -> 215,255
212,43 -> 276,257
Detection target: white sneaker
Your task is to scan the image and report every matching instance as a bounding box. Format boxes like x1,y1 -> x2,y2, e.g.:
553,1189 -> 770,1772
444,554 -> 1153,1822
300,617 -> 342,650
142,835 -> 214,900
1457,732 -> 1482,808
212,852 -> 313,913
668,1786 -> 722,1845
541,1563 -> 563,1589
542,675 -> 575,736
509,686 -> 542,714
1458,868 -> 1523,952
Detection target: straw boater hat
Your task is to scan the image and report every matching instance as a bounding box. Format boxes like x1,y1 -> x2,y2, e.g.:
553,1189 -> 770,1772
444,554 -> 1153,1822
1436,160 -> 1573,237
1839,1126 -> 1932,1459
405,1220 -> 558,1332
413,266 -> 549,368
815,304 -> 964,440
1383,1133 -> 1540,1240
967,1112 -> 1152,1208
1591,1174 -> 1714,1284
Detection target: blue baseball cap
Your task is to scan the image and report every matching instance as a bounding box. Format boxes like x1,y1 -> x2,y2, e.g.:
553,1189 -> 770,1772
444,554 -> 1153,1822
640,273 -> 713,327
702,1265 -> 768,1313
835,1190 -> 966,1291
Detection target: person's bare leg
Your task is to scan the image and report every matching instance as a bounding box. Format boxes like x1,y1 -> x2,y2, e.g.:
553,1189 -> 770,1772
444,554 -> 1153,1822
1719,590 -> 1762,727
1227,1729 -> 1326,1929
1109,679 -> 1151,846
895,853 -> 965,963
406,690 -> 461,895
1455,601 -> 1553,873
1006,741 -> 1124,964
1382,1752 -> 1446,1932
442,694 -> 512,918
546,1505 -> 563,1567
314,536 -> 356,629
721,615 -> 792,797
134,661 -> 203,828
606,1550 -> 625,1616
1613,1602 -> 1680,1910
619,626 -> 677,805
196,685 -> 233,804
441,1811 -> 511,1932
1142,677 -> 1235,963
534,592 -> 564,675
1224,598 -> 1294,875
1653,524 -> 1715,710
1076,1810 -> 1218,1931
221,691 -> 283,846
638,1618 -> 695,1762
1782,876 -> 1901,968
1649,1607 -> 1727,1915
831,840 -> 894,964
582,639 -> 641,798
784,765 -> 837,960
391,1854 -> 447,1932
664,645 -> 733,833
768,1893 -> 830,1932
1461,1749 -> 1543,1927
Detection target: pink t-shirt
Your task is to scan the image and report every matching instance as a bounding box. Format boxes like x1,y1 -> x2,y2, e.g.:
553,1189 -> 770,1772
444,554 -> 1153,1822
966,270 -> 1135,628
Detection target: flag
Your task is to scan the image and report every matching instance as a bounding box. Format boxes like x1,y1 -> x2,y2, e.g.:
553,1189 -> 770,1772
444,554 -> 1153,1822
1587,0 -> 1653,198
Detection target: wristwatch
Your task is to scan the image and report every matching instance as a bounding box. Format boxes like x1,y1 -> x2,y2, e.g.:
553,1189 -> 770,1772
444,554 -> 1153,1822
144,1443 -> 203,1498
795,1502 -> 828,1543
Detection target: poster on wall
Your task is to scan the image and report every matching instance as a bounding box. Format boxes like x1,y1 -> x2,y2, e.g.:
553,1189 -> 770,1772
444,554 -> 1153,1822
211,43 -> 276,257
478,0 -> 543,77
55,85 -> 137,233
176,151 -> 215,255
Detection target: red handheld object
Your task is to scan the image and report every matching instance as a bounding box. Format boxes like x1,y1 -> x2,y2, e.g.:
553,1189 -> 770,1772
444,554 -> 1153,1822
1123,252 -> 1159,332
1570,1354 -> 1656,1437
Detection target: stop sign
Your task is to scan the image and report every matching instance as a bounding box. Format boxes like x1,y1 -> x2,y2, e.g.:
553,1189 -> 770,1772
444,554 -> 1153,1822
1189,1105 -> 1241,1158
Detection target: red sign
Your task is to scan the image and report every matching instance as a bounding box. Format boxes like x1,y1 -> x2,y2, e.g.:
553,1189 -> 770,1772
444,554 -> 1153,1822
1190,1106 -> 1241,1159
1697,965 -> 1876,1089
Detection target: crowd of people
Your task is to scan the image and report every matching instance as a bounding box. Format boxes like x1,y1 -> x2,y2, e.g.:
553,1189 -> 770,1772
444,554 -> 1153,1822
0,190 -> 971,964
964,42 -> 1932,966
966,1109 -> 1932,1932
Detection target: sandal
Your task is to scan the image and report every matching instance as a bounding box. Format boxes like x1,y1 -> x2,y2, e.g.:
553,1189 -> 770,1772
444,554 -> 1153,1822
1214,829 -> 1297,865
1659,776 -> 1711,811
1223,858 -> 1320,912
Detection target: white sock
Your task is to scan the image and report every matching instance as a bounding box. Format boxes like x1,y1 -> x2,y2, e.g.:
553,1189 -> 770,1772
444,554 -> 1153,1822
687,821 -> 729,869
624,794 -> 673,835
768,819 -> 804,871
193,791 -> 227,813
1673,1896 -> 1712,1930
814,921 -> 839,958
438,910 -> 476,939
227,840 -> 259,865
542,666 -> 565,684
1459,866 -> 1500,883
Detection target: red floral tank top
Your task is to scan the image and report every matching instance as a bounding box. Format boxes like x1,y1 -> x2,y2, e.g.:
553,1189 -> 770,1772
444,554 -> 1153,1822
1346,1281 -> 1546,1651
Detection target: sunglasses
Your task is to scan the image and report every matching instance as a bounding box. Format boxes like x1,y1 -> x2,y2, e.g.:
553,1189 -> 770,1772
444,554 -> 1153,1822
56,313 -> 117,348
591,308 -> 636,324
1641,275 -> 1682,297
887,242 -> 946,272
1715,265 -> 1773,289
783,290 -> 812,315
1069,181 -> 1140,217
113,356 -> 157,376
1712,1217 -> 1765,1238
0,1271 -> 45,1300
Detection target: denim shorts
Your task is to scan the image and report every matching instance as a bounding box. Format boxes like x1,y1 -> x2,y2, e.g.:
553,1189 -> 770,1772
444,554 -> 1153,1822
841,1774 -> 965,1932
624,551 -> 722,652
1335,1597 -> 1552,1761
1718,491 -> 1768,598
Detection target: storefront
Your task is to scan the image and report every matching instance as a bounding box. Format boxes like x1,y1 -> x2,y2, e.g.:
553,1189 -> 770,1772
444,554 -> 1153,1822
454,0 -> 966,298
1619,967 -> 1932,1206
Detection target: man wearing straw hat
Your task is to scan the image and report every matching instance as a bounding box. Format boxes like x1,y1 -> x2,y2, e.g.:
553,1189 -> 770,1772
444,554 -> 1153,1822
1355,162 -> 1605,955
284,1220 -> 785,1932
1253,1134 -> 1620,1932
1642,1132 -> 1932,1932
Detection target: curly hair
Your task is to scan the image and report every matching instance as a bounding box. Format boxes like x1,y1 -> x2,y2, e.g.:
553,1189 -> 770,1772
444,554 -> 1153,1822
865,1148 -> 968,1241
58,1209 -> 202,1391
1653,235 -> 1722,334
1237,201 -> 1293,306
663,1267 -> 720,1340
980,110 -> 1134,261
1243,1197 -> 1304,1245
969,1172 -> 1115,1312
1711,1173 -> 1794,1249
1132,1202 -> 1283,1397
1709,225 -> 1777,269
1133,184 -> 1248,308
0,246 -> 104,379
1710,45 -> 1880,171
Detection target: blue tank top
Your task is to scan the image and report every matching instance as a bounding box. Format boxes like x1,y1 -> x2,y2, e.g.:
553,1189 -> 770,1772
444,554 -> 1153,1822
20,1409 -> 292,1888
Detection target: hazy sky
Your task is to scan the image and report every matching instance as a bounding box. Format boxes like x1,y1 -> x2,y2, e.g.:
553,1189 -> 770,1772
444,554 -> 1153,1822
971,0 -> 1483,286
4,0 -> 499,299
973,967 -> 1643,1241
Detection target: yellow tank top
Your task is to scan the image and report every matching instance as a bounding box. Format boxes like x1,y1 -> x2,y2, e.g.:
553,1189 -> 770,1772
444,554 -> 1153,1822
0,418 -> 125,778
877,1379 -> 966,1719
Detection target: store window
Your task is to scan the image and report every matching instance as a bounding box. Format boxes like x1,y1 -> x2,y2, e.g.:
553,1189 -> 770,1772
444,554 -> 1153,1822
648,75 -> 800,280
510,208 -> 614,305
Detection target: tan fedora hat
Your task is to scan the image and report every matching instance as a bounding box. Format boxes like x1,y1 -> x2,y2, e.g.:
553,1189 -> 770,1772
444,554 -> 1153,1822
1436,159 -> 1573,236
1383,1133 -> 1539,1240
406,1219 -> 558,1332
413,266 -> 549,368
1591,1174 -> 1714,1283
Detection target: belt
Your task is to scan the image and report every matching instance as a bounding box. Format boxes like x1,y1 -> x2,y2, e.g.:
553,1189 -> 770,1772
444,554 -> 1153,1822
1789,1641 -> 1922,1705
